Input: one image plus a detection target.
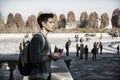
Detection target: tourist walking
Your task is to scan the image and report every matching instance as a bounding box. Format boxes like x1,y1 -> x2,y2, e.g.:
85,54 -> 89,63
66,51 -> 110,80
91,46 -> 97,61
99,42 -> 103,54
117,45 -> 119,54
75,35 -> 79,42
65,39 -> 71,56
84,45 -> 88,60
96,42 -> 99,54
79,43 -> 84,59
22,39 -> 26,49
19,43 -> 23,53
76,43 -> 79,57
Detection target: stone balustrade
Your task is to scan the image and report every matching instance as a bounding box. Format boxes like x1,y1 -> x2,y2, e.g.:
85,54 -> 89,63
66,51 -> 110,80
0,56 -> 18,80
0,53 -> 73,80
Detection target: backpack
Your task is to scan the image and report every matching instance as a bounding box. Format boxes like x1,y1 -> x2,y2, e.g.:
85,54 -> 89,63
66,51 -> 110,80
91,48 -> 94,53
18,33 -> 45,76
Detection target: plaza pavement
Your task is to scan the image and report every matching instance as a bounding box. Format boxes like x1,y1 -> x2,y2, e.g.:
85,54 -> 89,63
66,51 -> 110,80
0,34 -> 120,80
61,36 -> 120,80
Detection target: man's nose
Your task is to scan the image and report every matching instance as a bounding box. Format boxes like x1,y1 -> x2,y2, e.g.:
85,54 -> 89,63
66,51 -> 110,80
52,23 -> 54,26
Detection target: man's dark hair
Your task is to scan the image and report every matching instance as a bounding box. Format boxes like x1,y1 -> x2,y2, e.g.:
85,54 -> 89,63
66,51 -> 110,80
37,13 -> 54,29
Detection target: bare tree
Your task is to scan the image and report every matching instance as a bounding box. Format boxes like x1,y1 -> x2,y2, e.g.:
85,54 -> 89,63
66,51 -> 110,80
14,13 -> 25,28
37,11 -> 43,18
111,8 -> 120,28
6,13 -> 18,33
67,11 -> 76,27
6,13 -> 15,28
100,12 -> 109,28
14,13 -> 25,32
80,11 -> 89,28
88,12 -> 99,28
53,13 -> 58,29
0,12 -> 5,32
58,14 -> 66,29
26,15 -> 39,33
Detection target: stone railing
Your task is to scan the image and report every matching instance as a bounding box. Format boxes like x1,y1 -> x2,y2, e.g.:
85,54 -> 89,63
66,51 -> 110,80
51,58 -> 73,80
0,60 -> 18,80
0,53 -> 73,80
0,53 -> 19,80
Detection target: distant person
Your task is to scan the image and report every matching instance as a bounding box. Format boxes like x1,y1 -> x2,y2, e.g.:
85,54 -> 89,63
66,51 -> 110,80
19,43 -> 23,53
76,43 -> 79,57
22,39 -> 26,48
96,42 -> 99,54
75,35 -> 79,42
80,38 -> 83,42
93,41 -> 97,48
84,45 -> 88,60
79,43 -> 84,59
26,40 -> 30,44
85,34 -> 89,41
0,64 -> 2,70
99,42 -> 103,54
91,46 -> 97,61
25,32 -> 29,38
65,39 -> 71,56
117,45 -> 119,54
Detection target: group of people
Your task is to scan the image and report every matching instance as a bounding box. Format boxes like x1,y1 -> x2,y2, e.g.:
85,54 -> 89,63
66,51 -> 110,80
109,31 -> 119,39
76,42 -> 89,60
65,35 -> 120,61
74,34 -> 91,42
65,37 -> 103,61
91,41 -> 103,60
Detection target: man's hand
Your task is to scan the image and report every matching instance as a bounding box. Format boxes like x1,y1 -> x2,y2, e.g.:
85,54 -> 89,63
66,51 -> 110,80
51,52 -> 61,60
43,52 -> 61,62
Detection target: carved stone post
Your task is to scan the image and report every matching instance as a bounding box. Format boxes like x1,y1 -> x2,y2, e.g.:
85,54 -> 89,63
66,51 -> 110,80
64,59 -> 72,69
8,61 -> 17,80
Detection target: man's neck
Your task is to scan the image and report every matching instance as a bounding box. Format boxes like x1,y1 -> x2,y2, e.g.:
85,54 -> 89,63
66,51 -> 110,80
41,28 -> 48,37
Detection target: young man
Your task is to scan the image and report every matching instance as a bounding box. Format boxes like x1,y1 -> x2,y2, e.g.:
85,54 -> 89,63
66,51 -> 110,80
29,13 -> 61,80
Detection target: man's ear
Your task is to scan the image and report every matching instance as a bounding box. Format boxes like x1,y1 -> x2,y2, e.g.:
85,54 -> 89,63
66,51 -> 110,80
42,22 -> 46,27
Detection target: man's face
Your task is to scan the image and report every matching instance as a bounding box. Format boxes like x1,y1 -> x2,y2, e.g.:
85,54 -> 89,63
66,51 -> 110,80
44,18 -> 54,32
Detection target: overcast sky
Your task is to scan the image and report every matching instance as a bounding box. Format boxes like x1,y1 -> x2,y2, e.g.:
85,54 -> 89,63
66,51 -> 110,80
0,0 -> 120,21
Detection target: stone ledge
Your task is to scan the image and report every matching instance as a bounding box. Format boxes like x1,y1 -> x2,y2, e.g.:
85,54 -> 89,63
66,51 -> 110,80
51,59 -> 73,80
0,53 -> 73,80
0,33 -> 111,38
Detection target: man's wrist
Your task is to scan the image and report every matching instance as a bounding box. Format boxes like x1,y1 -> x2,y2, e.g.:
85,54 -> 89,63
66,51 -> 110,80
48,54 -> 52,60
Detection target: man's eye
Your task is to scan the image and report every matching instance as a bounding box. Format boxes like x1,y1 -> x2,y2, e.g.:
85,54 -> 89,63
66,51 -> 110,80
49,22 -> 53,23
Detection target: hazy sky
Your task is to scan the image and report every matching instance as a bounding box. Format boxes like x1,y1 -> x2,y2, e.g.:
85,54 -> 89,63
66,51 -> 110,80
0,0 -> 120,21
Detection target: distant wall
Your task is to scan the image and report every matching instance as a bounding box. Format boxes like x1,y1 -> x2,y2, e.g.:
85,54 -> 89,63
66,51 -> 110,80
48,33 -> 110,38
0,33 -> 31,38
0,33 -> 110,38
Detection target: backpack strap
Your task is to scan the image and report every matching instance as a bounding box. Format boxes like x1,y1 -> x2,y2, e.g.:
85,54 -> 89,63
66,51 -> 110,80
38,33 -> 45,50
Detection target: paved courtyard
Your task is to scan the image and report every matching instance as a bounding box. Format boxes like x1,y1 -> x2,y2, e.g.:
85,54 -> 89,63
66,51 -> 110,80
62,52 -> 120,80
